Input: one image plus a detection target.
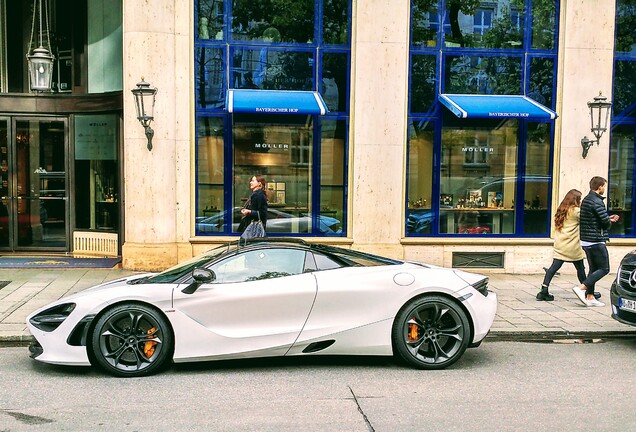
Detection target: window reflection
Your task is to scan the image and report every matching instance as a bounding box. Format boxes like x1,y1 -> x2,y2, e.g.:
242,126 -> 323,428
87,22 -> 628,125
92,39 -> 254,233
410,55 -> 437,113
407,121 -> 434,234
195,47 -> 225,109
197,0 -> 225,40
613,60 -> 636,118
230,0 -> 314,43
231,48 -> 313,91
531,0 -> 557,50
196,117 -> 225,235
445,55 -> 522,95
211,249 -> 307,283
443,0 -> 524,49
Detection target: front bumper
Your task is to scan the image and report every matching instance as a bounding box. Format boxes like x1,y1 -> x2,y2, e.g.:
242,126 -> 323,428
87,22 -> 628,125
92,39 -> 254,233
464,289 -> 498,345
610,281 -> 636,327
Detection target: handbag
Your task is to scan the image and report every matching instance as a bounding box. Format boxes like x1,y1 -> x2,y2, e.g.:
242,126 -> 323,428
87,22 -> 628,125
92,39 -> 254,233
240,211 -> 266,240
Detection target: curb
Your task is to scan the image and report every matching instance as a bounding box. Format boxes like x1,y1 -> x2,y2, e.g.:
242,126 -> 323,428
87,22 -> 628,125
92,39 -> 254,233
487,330 -> 636,341
3,331 -> 636,348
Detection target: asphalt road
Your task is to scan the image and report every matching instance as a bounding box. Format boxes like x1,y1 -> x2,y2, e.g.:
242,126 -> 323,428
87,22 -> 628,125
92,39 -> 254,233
1,339 -> 636,431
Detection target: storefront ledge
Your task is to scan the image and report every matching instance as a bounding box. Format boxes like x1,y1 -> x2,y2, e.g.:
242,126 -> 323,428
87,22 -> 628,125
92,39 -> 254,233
606,238 -> 636,246
400,237 -> 554,246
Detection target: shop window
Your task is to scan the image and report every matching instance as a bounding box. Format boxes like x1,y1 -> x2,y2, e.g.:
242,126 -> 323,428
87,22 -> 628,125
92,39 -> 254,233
608,125 -> 635,237
194,0 -> 350,237
320,119 -> 346,234
196,117 -> 225,235
523,122 -> 552,234
407,1 -> 558,238
438,119 -> 519,235
232,114 -> 314,234
73,114 -> 119,231
406,121 -> 434,235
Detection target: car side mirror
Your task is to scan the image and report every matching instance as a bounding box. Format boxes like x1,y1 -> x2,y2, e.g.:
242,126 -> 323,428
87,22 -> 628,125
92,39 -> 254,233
182,267 -> 216,294
193,267 -> 216,283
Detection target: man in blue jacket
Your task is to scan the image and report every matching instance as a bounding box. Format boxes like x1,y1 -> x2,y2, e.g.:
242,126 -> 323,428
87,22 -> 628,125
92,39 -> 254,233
572,176 -> 619,307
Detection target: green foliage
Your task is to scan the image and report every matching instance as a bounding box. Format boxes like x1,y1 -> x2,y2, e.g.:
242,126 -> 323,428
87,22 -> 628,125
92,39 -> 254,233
615,0 -> 636,53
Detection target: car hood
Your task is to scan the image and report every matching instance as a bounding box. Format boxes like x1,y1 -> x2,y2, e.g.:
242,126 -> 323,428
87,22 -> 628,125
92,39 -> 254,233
27,272 -> 168,317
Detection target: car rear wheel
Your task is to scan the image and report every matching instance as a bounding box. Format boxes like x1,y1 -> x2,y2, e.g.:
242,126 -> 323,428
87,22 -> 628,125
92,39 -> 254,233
392,295 -> 470,370
90,304 -> 173,377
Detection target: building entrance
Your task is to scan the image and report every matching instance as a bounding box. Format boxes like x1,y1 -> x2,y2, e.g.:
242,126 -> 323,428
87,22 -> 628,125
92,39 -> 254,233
0,117 -> 68,251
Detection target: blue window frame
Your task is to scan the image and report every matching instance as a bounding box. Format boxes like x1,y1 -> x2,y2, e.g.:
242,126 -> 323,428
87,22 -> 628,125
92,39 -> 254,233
194,0 -> 351,237
407,0 -> 559,238
608,0 -> 636,237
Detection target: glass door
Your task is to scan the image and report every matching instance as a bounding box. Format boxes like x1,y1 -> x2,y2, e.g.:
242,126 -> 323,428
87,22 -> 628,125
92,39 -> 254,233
0,118 -> 69,251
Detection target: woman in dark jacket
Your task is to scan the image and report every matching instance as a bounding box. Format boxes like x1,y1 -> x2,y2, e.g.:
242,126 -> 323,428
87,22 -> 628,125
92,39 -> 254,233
239,174 -> 268,232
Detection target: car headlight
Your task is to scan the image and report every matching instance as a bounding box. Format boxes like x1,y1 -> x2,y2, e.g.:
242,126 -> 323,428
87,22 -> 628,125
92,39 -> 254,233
471,277 -> 489,296
29,303 -> 76,332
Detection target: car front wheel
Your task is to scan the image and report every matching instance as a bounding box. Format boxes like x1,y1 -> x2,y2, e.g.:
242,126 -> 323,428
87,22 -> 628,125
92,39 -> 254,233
392,295 -> 470,370
90,303 -> 173,377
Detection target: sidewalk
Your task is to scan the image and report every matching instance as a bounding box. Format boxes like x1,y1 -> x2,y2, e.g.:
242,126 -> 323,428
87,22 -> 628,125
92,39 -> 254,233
1,268 -> 635,343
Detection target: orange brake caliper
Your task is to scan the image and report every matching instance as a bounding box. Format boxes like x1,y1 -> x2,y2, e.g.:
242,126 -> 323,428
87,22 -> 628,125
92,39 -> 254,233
408,322 -> 419,342
143,327 -> 157,357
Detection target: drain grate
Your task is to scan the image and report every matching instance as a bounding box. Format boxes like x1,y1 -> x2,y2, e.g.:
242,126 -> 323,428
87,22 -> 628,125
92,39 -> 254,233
0,281 -> 11,290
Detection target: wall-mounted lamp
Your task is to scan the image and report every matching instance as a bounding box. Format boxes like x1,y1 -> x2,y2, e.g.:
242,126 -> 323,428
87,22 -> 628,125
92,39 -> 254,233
26,0 -> 55,92
131,78 -> 158,151
581,92 -> 612,159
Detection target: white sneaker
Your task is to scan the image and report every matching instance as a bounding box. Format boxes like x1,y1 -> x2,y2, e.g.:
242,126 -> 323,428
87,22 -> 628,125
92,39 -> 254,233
585,298 -> 605,307
572,286 -> 587,305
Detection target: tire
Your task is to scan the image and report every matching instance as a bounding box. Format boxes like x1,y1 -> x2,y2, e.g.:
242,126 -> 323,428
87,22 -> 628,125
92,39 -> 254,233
90,303 -> 173,377
392,295 -> 471,370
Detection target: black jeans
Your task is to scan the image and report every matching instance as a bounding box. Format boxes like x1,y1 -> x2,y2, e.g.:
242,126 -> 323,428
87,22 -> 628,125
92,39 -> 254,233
582,243 -> 610,296
542,259 -> 586,288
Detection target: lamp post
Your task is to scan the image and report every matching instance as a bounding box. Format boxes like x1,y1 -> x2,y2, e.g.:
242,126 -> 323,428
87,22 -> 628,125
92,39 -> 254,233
581,92 -> 612,159
26,0 -> 55,92
131,78 -> 158,151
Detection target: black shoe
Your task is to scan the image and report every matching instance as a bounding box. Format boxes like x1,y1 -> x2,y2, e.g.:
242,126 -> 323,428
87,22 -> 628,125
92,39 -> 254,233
594,291 -> 601,300
536,289 -> 554,301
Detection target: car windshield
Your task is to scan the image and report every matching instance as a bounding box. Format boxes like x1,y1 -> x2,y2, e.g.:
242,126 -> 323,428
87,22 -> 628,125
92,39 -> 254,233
145,244 -> 231,283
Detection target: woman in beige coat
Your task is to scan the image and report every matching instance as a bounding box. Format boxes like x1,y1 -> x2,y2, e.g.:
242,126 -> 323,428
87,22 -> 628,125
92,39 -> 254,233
537,189 -> 587,301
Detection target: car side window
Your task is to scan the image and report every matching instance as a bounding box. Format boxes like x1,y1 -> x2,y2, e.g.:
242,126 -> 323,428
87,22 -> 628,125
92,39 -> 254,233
312,252 -> 343,271
209,248 -> 307,283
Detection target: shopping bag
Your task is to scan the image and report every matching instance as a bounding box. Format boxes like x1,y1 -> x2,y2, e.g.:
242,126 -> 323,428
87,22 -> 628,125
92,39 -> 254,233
240,220 -> 266,240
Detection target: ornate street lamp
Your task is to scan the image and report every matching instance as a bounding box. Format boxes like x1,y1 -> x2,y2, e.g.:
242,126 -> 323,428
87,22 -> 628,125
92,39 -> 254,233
581,92 -> 612,159
26,0 -> 55,93
131,78 -> 158,151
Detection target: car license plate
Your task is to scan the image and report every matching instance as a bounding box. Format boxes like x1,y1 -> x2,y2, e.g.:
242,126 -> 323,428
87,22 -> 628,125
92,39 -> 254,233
619,298 -> 636,312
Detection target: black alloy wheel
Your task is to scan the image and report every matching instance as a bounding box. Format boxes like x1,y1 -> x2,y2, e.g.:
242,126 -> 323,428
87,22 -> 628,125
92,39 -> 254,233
90,304 -> 173,377
392,295 -> 470,370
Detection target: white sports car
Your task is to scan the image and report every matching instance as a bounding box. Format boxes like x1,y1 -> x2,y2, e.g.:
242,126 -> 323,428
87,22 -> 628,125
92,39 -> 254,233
27,239 -> 497,377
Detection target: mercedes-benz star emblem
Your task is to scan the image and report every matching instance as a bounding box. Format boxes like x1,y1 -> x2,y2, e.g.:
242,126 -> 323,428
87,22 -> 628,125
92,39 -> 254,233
630,270 -> 636,288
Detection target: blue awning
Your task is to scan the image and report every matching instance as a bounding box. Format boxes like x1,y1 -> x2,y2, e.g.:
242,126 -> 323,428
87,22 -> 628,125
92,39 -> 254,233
226,89 -> 328,115
439,94 -> 557,120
